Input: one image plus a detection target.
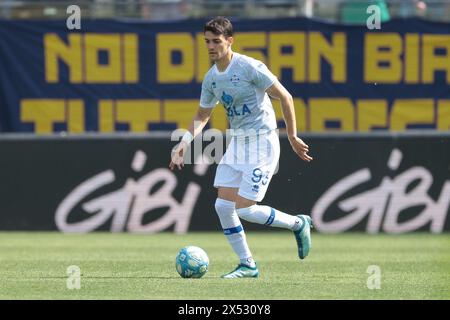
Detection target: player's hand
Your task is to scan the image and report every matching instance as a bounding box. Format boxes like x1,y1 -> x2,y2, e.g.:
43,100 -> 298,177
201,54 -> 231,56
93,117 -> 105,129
288,136 -> 313,162
169,141 -> 188,170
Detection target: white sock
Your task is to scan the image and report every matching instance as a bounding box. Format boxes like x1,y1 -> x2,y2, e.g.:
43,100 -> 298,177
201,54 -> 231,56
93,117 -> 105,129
236,205 -> 303,231
215,198 -> 256,267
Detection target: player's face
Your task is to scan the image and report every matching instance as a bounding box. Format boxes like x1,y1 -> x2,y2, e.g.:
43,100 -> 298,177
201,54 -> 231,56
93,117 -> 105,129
204,31 -> 233,62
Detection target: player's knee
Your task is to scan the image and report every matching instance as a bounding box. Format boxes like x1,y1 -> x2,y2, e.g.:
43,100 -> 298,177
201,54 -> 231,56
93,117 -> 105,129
236,205 -> 256,221
214,198 -> 235,218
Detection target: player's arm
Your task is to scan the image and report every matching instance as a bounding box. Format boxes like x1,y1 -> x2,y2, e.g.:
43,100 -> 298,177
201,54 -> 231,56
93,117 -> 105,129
266,81 -> 313,162
169,106 -> 213,170
188,106 -> 213,138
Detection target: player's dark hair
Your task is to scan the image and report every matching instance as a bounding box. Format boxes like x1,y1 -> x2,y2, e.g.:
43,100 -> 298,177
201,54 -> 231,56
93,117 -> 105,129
204,16 -> 233,38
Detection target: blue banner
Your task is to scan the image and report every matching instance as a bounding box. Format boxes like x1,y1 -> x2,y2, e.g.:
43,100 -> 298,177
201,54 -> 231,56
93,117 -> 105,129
0,17 -> 449,133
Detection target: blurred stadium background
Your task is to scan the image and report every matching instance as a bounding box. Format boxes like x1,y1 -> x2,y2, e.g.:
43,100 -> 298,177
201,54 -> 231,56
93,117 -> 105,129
0,0 -> 448,21
0,0 -> 449,300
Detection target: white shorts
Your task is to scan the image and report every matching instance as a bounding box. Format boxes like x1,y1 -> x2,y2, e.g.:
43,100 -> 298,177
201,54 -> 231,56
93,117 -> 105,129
213,129 -> 280,202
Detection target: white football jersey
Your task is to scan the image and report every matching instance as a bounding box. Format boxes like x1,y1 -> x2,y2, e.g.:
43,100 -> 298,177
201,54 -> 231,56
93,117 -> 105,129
200,52 -> 278,136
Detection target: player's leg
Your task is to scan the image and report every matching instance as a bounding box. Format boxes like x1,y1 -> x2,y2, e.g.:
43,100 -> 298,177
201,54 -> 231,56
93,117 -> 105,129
235,130 -> 313,259
213,165 -> 258,278
235,130 -> 300,231
235,193 -> 313,260
235,194 -> 302,231
216,187 -> 259,279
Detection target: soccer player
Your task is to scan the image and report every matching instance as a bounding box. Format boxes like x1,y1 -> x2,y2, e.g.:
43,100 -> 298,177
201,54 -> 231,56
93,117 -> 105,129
169,16 -> 313,278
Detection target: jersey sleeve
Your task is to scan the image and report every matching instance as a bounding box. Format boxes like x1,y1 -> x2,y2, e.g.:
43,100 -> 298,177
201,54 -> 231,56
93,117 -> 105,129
249,60 -> 277,91
199,75 -> 219,108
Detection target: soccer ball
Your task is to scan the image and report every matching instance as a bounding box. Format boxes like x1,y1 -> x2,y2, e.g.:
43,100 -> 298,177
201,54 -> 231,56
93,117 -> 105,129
175,246 -> 209,278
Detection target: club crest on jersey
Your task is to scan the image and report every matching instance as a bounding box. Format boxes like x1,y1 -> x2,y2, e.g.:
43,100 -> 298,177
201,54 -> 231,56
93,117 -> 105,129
211,82 -> 216,89
230,74 -> 240,86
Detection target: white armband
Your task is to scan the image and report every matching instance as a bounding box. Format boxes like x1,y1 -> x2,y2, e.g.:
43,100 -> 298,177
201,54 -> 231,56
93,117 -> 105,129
181,131 -> 194,144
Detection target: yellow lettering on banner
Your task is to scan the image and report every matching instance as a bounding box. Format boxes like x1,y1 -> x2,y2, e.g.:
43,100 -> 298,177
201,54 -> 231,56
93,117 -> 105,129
157,33 -> 194,83
405,34 -> 420,83
271,98 -> 306,132
233,32 -> 267,64
438,100 -> 450,130
21,99 -> 66,133
67,100 -> 85,133
196,33 -> 213,83
44,34 -> 82,83
98,100 -> 115,132
365,33 -> 402,83
422,35 -> 450,84
210,104 -> 228,131
310,98 -> 354,132
116,100 -> 160,132
309,32 -> 346,83
164,100 -> 198,129
269,32 -> 305,82
357,100 -> 388,131
123,33 -> 139,83
390,99 -> 434,131
85,34 -> 121,83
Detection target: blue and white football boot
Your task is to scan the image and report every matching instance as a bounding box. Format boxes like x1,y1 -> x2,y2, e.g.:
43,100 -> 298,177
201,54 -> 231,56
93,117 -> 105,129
221,264 -> 259,279
293,215 -> 313,259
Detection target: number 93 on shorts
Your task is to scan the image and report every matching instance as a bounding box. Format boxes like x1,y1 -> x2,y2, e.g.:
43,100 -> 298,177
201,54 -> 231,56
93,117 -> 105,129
213,130 -> 280,202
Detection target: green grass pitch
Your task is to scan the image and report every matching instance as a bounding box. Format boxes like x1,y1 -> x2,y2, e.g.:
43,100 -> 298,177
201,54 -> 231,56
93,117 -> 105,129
0,232 -> 449,300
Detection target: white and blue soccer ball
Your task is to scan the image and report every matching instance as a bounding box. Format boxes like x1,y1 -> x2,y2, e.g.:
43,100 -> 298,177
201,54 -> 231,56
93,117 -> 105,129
175,246 -> 209,278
